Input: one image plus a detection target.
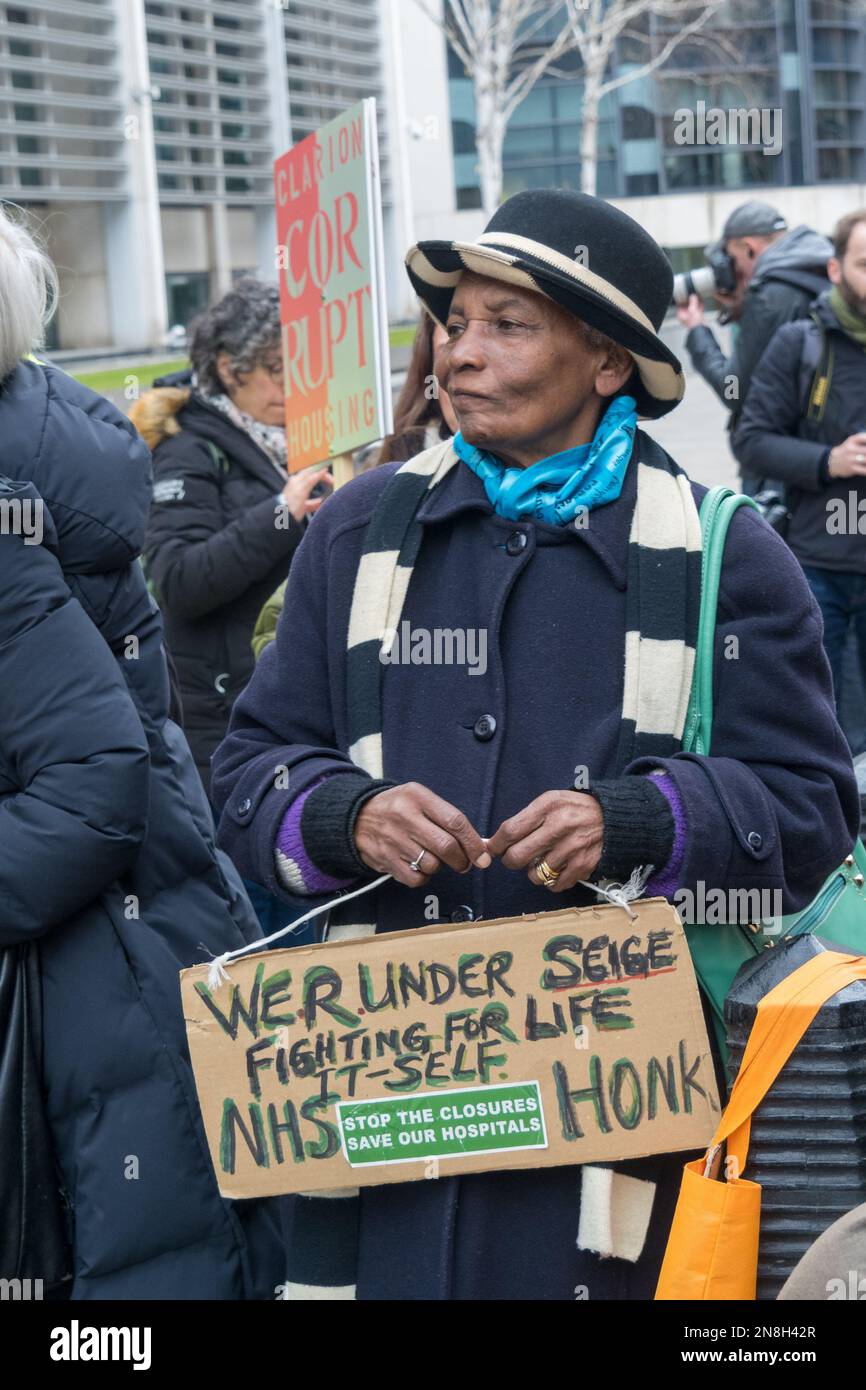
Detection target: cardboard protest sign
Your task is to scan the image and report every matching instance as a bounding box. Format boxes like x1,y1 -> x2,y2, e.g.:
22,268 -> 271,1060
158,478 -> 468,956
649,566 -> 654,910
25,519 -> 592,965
274,98 -> 392,472
181,899 -> 720,1198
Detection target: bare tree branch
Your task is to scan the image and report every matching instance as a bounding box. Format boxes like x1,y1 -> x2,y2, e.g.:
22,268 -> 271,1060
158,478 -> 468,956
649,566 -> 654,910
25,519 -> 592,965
597,5 -> 719,98
503,22 -> 575,119
411,0 -> 575,214
413,0 -> 475,71
563,0 -> 735,192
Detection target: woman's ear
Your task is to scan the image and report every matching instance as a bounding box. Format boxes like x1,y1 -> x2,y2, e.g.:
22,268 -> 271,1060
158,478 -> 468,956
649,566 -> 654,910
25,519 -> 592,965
215,351 -> 236,393
595,344 -> 634,399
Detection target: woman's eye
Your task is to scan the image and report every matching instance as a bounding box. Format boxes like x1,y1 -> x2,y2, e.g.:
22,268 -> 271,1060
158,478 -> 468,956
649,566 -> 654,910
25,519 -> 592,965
446,322 -> 464,338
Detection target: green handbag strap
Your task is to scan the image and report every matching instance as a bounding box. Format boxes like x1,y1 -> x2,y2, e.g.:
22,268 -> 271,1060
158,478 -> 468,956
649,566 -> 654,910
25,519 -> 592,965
682,486 -> 761,756
681,485 -> 866,1056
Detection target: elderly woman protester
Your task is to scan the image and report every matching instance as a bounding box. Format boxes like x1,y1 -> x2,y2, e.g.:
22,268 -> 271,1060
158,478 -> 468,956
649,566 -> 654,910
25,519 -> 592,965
212,190 -> 858,1302
0,209 -> 285,1297
137,278 -> 330,796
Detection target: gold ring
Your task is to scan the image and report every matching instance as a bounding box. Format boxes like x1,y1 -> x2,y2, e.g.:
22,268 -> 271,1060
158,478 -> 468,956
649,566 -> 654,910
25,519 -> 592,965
536,858 -> 560,888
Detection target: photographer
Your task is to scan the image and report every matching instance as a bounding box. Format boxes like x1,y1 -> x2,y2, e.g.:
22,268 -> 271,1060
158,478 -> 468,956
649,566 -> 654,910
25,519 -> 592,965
676,202 -> 831,491
137,280 -> 331,795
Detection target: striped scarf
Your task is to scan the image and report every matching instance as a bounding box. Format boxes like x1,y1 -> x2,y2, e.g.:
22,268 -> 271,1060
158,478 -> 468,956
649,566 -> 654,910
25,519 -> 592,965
285,430 -> 702,1300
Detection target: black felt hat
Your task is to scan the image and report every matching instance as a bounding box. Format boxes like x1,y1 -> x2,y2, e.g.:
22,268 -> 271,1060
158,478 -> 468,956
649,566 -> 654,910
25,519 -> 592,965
405,188 -> 685,419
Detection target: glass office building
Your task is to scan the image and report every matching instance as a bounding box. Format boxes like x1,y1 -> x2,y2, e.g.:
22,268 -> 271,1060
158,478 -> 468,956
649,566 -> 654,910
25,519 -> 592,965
449,0 -> 865,208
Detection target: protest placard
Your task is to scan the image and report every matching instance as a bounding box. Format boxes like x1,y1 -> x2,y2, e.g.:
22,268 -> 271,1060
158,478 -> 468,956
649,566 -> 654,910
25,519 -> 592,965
274,98 -> 392,472
181,899 -> 720,1198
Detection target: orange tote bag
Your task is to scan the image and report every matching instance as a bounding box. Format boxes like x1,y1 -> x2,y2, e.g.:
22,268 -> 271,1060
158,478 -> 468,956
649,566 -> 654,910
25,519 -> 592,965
656,949 -> 866,1300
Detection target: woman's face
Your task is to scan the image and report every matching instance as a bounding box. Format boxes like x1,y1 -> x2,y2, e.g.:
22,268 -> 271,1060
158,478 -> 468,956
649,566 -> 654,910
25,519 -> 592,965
217,348 -> 286,427
439,273 -> 632,468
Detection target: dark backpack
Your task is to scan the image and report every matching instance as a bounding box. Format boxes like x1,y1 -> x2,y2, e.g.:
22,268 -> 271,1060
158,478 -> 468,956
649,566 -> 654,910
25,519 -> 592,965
749,313 -> 833,536
797,313 -> 835,431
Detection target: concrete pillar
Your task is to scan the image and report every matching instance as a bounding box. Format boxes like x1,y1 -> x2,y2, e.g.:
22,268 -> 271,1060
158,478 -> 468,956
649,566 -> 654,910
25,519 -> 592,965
256,0 -> 291,282
380,0 -> 417,321
378,0 -> 458,317
255,204 -> 278,283
105,0 -> 167,348
209,201 -> 233,298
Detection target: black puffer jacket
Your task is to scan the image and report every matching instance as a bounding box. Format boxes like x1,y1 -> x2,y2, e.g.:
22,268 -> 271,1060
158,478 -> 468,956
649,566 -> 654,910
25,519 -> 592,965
0,360 -> 284,1299
736,291 -> 866,573
141,375 -> 303,790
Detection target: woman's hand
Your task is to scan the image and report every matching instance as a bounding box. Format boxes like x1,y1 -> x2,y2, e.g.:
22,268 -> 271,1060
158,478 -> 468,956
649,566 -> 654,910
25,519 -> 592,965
486,791 -> 604,893
354,782 -> 492,888
281,467 -> 333,522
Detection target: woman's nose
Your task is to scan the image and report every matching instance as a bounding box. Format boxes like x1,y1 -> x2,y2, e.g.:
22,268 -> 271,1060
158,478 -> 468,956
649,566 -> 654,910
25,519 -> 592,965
448,322 -> 486,371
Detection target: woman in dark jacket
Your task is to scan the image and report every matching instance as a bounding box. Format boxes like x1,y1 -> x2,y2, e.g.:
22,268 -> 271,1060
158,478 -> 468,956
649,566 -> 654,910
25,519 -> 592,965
0,218 -> 284,1298
139,279 -> 329,793
213,191 -> 858,1301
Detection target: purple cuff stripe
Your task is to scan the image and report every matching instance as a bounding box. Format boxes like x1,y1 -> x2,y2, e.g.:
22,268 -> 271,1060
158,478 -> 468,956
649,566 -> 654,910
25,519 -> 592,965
644,772 -> 687,898
275,775 -> 356,896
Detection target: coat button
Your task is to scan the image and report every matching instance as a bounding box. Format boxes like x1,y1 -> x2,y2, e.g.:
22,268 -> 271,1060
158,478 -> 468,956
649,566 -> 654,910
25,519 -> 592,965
506,530 -> 527,556
473,714 -> 497,741
451,905 -> 476,923
237,798 -> 252,815
747,831 -> 763,850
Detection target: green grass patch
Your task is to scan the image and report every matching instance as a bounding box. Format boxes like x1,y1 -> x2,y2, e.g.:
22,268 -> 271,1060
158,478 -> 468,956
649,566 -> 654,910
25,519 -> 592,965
389,325 -> 417,349
71,357 -> 189,394
74,330 -> 413,394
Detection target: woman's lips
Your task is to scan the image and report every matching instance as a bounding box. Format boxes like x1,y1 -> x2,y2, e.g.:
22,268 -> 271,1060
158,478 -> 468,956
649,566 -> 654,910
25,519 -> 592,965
451,390 -> 491,404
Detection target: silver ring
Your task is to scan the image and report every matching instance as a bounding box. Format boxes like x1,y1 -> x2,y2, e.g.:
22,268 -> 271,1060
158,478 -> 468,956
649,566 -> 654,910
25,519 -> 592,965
409,849 -> 428,873
857,454 -> 865,464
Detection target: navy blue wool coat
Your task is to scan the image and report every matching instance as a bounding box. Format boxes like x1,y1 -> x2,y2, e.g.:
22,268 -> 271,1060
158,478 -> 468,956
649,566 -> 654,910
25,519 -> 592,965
213,443 -> 858,1301
0,362 -> 284,1299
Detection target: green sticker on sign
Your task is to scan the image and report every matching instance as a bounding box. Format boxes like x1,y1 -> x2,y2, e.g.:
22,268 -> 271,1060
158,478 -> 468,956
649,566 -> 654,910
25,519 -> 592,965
336,1081 -> 547,1167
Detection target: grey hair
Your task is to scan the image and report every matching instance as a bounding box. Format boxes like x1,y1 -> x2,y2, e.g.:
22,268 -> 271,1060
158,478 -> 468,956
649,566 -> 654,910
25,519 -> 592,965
189,277 -> 282,396
0,203 -> 58,381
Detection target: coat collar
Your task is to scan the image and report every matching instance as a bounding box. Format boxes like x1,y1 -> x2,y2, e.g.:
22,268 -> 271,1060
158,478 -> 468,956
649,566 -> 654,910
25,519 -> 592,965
181,393 -> 287,492
414,436 -> 639,591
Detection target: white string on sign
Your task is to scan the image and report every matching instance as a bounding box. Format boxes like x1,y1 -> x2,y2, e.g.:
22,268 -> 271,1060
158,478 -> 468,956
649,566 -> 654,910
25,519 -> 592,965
203,863 -> 654,992
574,864 -> 654,922
204,873 -> 393,992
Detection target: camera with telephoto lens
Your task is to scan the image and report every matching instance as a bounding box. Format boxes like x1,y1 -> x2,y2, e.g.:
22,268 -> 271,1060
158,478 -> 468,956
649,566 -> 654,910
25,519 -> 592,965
672,247 -> 738,305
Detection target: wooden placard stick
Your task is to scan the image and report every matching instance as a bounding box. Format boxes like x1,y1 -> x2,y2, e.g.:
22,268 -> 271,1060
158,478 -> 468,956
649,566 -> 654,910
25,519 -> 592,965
331,453 -> 355,491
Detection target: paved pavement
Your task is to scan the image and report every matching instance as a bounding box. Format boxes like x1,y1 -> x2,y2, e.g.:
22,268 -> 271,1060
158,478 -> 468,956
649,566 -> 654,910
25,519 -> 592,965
643,367 -> 737,492
645,317 -> 738,491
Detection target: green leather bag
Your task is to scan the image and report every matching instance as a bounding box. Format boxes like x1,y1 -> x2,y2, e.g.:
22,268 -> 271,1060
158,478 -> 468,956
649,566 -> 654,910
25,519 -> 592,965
682,486 -> 866,1049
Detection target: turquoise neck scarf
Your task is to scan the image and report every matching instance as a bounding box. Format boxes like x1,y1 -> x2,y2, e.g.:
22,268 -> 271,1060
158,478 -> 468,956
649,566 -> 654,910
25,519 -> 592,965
453,394 -> 637,526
